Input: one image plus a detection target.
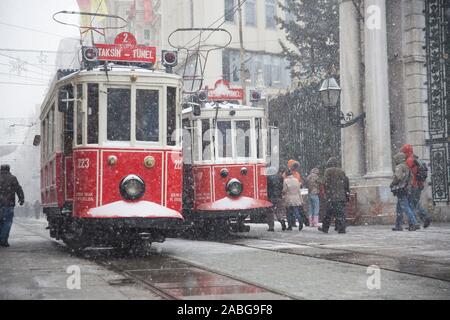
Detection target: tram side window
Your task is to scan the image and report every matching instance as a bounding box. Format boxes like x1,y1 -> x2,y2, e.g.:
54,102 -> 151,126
61,85 -> 74,154
76,84 -> 83,145
45,114 -> 50,156
192,120 -> 200,162
49,104 -> 55,153
202,119 -> 211,161
136,89 -> 159,142
42,118 -> 47,159
167,87 -> 176,146
236,120 -> 251,158
255,118 -> 264,159
87,84 -> 99,144
107,88 -> 131,141
217,120 -> 232,158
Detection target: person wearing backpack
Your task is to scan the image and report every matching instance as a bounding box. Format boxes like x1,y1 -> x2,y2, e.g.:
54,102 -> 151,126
390,153 -> 421,231
400,144 -> 432,228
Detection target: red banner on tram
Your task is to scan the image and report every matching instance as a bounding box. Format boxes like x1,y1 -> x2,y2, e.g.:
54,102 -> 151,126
207,79 -> 244,101
94,32 -> 156,64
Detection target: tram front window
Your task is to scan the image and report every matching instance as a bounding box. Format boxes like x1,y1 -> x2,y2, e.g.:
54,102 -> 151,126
202,119 -> 211,161
236,120 -> 251,158
107,88 -> 131,141
136,89 -> 159,142
217,120 -> 232,159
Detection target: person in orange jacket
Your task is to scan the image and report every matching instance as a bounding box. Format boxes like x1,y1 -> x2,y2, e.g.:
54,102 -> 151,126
283,160 -> 308,226
283,160 -> 303,186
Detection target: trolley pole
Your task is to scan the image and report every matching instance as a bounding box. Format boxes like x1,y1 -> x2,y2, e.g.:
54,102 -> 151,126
237,0 -> 247,105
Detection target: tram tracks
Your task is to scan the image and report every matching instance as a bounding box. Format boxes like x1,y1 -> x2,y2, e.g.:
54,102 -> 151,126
14,219 -> 450,299
15,220 -> 294,300
222,233 -> 450,283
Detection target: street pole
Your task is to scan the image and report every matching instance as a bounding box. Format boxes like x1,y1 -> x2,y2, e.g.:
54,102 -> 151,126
237,0 -> 247,105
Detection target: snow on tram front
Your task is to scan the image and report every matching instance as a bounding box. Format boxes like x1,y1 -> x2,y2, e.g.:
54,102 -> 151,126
37,32 -> 184,250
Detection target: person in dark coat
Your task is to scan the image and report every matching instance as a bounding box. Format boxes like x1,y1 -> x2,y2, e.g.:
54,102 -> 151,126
0,164 -> 24,247
267,167 -> 287,231
318,157 -> 350,234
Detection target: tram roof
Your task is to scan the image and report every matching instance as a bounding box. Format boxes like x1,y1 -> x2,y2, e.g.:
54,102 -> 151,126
40,64 -> 182,118
58,64 -> 181,81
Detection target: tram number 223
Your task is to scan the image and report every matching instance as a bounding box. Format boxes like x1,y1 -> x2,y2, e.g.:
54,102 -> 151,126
77,158 -> 90,169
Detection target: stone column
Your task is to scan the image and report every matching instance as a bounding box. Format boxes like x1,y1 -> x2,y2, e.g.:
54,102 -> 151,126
364,0 -> 393,179
339,0 -> 365,180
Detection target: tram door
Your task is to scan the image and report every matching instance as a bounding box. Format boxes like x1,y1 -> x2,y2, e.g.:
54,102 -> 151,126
58,84 -> 75,207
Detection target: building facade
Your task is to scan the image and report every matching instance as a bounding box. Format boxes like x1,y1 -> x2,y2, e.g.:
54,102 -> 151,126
340,0 -> 450,221
106,0 -> 292,97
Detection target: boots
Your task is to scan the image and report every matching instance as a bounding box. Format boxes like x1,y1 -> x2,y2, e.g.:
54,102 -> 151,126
314,216 -> 320,227
308,216 -> 313,227
280,220 -> 287,231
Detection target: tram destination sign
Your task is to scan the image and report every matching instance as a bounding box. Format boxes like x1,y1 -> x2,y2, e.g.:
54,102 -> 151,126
94,32 -> 156,64
207,79 -> 244,101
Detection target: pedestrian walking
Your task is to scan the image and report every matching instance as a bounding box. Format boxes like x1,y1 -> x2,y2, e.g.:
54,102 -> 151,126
282,169 -> 304,231
390,153 -> 421,231
306,167 -> 321,227
400,144 -> 432,228
33,200 -> 41,220
319,157 -> 350,234
0,164 -> 25,247
266,167 -> 287,231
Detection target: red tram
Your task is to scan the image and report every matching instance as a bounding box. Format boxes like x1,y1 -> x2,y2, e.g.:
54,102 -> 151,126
38,37 -> 184,249
182,90 -> 273,233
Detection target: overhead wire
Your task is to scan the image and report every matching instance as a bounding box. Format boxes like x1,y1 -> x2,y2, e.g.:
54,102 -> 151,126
0,52 -> 53,75
66,0 -> 107,70
180,0 -> 248,50
0,71 -> 50,82
0,21 -> 78,40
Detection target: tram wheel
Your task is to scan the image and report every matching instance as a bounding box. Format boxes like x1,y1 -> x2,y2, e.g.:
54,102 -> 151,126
119,239 -> 152,257
62,236 -> 88,253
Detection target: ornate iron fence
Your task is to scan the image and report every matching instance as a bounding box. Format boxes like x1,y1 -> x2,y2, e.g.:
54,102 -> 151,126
425,0 -> 450,203
268,84 -> 341,178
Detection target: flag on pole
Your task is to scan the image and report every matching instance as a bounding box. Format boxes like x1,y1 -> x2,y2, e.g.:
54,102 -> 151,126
128,0 -> 136,20
77,0 -> 92,27
76,0 -> 109,26
143,0 -> 153,23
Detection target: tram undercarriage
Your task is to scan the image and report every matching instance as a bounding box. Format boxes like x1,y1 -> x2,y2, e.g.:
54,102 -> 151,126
44,208 -> 180,251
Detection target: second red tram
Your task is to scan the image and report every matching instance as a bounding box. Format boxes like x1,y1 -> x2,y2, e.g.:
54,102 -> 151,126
182,101 -> 272,232
39,61 -> 184,249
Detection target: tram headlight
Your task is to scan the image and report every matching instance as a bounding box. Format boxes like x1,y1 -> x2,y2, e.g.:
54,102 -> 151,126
226,178 -> 243,197
120,175 -> 145,200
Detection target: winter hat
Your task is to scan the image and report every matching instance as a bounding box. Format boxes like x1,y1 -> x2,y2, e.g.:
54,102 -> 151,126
393,152 -> 407,165
400,144 -> 414,157
327,157 -> 339,168
0,164 -> 10,172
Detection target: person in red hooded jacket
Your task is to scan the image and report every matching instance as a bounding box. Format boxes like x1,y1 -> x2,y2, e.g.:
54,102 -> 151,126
400,144 -> 432,228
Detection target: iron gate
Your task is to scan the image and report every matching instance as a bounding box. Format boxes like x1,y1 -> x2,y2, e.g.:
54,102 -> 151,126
425,0 -> 450,203
268,84 -> 341,178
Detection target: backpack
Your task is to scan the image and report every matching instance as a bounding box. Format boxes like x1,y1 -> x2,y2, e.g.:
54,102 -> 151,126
414,159 -> 428,182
